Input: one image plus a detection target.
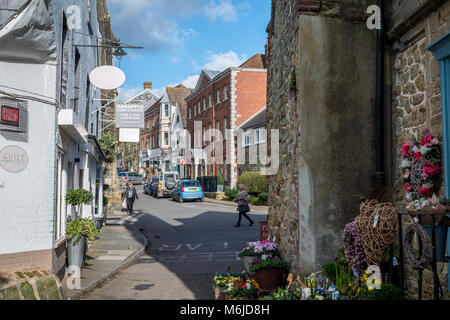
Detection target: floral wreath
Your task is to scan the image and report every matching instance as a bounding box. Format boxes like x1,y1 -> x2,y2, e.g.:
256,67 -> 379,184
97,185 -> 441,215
401,129 -> 441,202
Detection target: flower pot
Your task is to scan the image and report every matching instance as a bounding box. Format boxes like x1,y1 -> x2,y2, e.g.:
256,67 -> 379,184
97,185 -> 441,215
254,268 -> 283,290
423,225 -> 448,262
67,235 -> 86,273
213,285 -> 226,300
241,256 -> 258,275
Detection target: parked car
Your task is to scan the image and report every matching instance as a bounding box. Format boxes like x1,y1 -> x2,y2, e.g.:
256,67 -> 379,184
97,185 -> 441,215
171,179 -> 204,203
154,172 -> 179,198
119,172 -> 145,185
144,177 -> 158,195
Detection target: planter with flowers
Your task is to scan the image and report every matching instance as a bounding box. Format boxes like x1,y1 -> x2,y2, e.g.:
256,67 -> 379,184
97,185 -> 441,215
239,240 -> 280,275
224,278 -> 259,300
212,272 -> 243,300
249,255 -> 288,290
402,129 -> 449,261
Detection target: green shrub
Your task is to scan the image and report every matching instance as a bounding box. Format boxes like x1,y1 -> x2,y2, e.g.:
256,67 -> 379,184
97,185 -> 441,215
99,132 -> 115,163
103,196 -> 109,207
237,171 -> 267,193
250,197 -> 260,205
258,192 -> 268,203
217,173 -> 224,185
65,189 -> 94,216
363,284 -> 401,300
66,217 -> 98,244
225,188 -> 238,201
322,262 -> 337,281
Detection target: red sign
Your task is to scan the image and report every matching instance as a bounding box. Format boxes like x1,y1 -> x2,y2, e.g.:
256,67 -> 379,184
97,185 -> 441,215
260,221 -> 269,241
180,159 -> 186,166
1,106 -> 19,126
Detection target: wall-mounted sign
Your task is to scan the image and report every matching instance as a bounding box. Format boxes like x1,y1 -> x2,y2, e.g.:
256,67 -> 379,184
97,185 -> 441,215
0,97 -> 28,143
116,104 -> 145,128
0,145 -> 29,173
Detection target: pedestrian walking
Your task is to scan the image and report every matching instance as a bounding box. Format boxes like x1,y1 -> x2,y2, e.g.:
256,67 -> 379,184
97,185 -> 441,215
123,181 -> 139,215
235,184 -> 254,227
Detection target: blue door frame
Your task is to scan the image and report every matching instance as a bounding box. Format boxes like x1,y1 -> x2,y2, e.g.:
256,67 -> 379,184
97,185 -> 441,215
427,31 -> 450,292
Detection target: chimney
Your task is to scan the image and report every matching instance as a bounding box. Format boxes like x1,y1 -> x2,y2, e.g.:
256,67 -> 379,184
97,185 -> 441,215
144,82 -> 152,90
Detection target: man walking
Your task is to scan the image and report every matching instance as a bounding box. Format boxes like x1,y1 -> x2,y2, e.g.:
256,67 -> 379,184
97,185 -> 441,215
123,181 -> 139,215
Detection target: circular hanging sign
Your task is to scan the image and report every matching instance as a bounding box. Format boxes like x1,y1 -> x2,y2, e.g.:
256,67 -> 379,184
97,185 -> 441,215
0,145 -> 29,173
89,66 -> 126,90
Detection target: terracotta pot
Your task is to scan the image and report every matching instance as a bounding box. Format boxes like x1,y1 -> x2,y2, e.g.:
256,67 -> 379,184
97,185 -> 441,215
254,268 -> 283,290
213,285 -> 226,300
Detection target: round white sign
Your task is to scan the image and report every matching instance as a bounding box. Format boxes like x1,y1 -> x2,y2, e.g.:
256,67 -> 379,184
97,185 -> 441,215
180,159 -> 186,166
0,145 -> 29,173
89,66 -> 126,90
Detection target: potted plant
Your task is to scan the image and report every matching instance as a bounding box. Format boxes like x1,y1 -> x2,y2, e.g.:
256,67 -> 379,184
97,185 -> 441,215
65,189 -> 96,273
224,278 -> 259,300
238,240 -> 280,275
249,255 -> 288,290
65,217 -> 98,273
212,272 -> 242,300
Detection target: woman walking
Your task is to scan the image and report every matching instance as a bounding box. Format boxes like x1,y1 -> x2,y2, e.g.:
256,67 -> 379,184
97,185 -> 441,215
235,184 -> 254,227
123,181 -> 139,215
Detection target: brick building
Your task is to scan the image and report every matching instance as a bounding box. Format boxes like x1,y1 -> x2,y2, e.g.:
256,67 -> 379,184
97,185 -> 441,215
266,0 -> 449,299
185,54 -> 267,188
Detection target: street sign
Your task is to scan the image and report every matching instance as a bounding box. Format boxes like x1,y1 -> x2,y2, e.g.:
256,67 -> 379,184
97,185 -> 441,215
180,159 -> 186,166
116,104 -> 145,128
89,66 -> 126,90
119,128 -> 140,142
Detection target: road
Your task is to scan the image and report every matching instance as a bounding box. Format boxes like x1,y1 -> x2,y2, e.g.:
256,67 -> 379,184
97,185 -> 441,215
80,191 -> 267,300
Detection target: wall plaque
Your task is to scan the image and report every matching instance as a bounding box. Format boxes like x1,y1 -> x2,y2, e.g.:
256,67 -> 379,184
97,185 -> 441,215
0,145 -> 29,173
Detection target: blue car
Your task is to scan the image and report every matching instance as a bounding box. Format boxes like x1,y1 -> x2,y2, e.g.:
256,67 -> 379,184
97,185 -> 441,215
171,179 -> 204,203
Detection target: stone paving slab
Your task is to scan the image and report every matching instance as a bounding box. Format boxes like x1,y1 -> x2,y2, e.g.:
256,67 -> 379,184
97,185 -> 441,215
63,214 -> 148,300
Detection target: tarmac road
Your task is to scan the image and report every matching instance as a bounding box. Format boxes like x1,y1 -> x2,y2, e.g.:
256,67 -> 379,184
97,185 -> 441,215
80,192 -> 267,300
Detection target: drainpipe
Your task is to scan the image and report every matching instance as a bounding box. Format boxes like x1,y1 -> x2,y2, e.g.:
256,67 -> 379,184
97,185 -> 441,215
375,0 -> 385,187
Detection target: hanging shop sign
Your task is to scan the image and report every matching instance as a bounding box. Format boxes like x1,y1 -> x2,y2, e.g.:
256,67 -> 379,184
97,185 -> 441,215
119,128 -> 140,142
0,145 -> 29,173
116,104 -> 145,128
0,97 -> 29,143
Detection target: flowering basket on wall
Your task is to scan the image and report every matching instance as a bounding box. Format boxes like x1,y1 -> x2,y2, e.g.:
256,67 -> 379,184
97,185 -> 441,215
401,129 -> 442,203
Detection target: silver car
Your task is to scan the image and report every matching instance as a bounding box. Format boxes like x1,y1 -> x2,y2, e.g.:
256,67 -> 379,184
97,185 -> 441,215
121,172 -> 145,185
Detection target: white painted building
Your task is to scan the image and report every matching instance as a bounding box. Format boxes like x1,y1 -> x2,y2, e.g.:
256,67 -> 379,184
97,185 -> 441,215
0,0 -> 106,278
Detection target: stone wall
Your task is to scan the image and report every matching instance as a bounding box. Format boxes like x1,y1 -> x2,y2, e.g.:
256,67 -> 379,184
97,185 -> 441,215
388,0 -> 450,299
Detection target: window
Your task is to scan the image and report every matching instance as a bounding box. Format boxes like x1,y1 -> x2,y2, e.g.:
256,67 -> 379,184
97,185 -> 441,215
194,105 -> 197,117
208,94 -> 212,108
177,114 -> 180,123
224,85 -> 228,100
255,128 -> 266,144
208,123 -> 212,141
223,117 -> 228,140
203,97 -> 206,111
189,108 -> 191,119
164,132 -> 169,146
164,104 -> 169,117
198,102 -> 201,114
216,89 -> 221,104
243,131 -> 251,146
202,126 -> 206,143
216,120 -> 220,133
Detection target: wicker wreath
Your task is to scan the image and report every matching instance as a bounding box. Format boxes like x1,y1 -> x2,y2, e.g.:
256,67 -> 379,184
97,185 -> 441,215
404,222 -> 433,270
356,200 -> 398,266
343,220 -> 367,275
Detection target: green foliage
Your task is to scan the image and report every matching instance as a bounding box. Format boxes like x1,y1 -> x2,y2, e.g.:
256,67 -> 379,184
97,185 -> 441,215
65,189 -> 94,207
99,132 -> 115,163
225,188 -> 238,201
249,257 -> 288,272
267,286 -> 303,300
217,173 -> 224,185
212,272 -> 243,288
258,192 -> 268,202
322,262 -> 337,281
103,196 -> 109,207
250,197 -> 259,205
335,263 -> 353,294
66,217 -> 99,244
362,284 -> 401,300
237,171 -> 267,193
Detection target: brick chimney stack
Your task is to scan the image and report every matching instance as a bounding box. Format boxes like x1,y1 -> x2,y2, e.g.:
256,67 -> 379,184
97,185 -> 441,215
144,82 -> 152,90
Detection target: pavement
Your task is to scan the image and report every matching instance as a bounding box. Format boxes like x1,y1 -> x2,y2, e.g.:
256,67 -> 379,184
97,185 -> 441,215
63,209 -> 148,300
78,192 -> 268,300
203,197 -> 269,212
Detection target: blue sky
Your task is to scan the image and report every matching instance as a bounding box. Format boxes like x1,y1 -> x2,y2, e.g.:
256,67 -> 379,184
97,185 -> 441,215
108,0 -> 271,99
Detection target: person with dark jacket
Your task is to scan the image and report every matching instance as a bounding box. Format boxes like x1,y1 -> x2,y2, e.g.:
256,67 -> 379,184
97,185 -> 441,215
123,181 -> 139,215
235,184 -> 254,227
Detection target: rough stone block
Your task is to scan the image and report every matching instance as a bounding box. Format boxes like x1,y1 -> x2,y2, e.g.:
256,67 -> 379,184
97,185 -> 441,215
0,286 -> 20,300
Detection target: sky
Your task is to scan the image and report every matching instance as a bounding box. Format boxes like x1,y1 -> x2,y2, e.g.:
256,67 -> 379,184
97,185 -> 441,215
107,0 -> 271,100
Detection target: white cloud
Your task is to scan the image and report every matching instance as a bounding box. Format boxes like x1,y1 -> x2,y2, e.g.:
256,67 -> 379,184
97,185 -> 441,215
117,85 -> 143,101
202,50 -> 247,71
180,75 -> 200,88
204,0 -> 249,23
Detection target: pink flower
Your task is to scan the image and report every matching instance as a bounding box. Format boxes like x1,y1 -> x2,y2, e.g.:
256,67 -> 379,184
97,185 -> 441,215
402,142 -> 412,157
418,187 -> 434,197
420,135 -> 433,147
423,164 -> 440,177
404,183 -> 412,192
414,151 -> 422,162
403,169 -> 410,179
431,138 -> 439,145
